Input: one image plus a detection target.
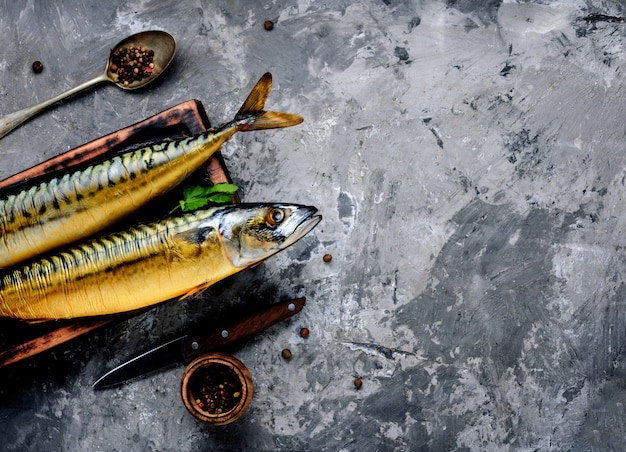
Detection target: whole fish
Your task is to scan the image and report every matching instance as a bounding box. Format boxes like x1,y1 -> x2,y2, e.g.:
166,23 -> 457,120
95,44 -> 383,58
0,203 -> 320,321
0,73 -> 303,269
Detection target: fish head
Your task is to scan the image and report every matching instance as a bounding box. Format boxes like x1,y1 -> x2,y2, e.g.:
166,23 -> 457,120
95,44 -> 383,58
215,203 -> 321,269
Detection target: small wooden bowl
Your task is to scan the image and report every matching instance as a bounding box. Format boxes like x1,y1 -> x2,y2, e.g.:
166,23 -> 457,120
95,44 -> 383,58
181,353 -> 253,425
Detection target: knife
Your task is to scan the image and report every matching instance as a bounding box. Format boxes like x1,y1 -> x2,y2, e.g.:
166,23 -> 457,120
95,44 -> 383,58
92,297 -> 305,389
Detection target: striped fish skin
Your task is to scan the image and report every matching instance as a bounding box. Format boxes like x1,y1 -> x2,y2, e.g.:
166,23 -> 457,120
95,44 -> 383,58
0,203 -> 320,321
0,72 -> 303,269
0,134 -> 230,268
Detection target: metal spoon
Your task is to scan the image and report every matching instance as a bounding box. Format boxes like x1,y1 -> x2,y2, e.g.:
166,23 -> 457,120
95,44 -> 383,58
0,30 -> 176,140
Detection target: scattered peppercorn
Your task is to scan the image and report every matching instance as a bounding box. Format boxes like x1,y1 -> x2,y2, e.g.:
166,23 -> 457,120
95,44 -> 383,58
354,378 -> 363,390
32,61 -> 44,73
264,20 -> 274,31
188,364 -> 242,415
300,327 -> 310,339
281,348 -> 292,360
109,45 -> 156,85
323,253 -> 333,263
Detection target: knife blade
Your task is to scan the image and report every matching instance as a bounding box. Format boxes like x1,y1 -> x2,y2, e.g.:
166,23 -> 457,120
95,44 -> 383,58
92,297 -> 305,389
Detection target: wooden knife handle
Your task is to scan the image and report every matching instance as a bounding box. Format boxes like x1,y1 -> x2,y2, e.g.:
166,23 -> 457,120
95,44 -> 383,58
184,298 -> 306,360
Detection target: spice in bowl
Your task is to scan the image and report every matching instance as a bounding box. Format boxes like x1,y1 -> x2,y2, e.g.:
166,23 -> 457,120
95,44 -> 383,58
181,353 -> 254,425
109,45 -> 156,86
189,364 -> 242,415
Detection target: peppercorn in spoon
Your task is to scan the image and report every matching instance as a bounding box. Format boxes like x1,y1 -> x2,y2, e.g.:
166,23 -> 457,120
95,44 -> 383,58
0,30 -> 176,140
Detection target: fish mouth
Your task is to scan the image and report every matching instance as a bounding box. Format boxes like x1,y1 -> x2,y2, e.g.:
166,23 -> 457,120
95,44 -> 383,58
280,208 -> 322,250
281,208 -> 322,248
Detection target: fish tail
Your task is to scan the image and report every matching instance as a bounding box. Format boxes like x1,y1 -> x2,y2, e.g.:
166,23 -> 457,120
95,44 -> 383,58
233,73 -> 304,132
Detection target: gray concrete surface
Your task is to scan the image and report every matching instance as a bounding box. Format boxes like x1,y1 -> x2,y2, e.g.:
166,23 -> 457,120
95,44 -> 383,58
0,0 -> 625,450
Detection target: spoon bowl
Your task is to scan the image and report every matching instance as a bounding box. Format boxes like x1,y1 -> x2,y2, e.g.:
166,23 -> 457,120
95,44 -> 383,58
0,30 -> 176,139
105,30 -> 176,90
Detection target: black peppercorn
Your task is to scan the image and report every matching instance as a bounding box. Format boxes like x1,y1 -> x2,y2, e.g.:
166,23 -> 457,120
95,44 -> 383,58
264,20 -> 274,31
281,348 -> 292,360
354,378 -> 363,390
300,327 -> 310,338
323,253 -> 332,263
32,61 -> 43,73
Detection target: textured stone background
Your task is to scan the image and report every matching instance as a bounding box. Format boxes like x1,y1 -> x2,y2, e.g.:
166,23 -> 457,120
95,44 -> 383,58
0,0 -> 625,450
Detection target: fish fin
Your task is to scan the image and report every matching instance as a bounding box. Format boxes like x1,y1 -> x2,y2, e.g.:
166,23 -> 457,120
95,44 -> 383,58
236,72 -> 273,117
234,72 -> 304,131
179,282 -> 212,300
238,110 -> 303,131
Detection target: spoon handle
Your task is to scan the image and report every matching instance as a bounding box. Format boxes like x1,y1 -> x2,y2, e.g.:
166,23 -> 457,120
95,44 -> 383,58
0,73 -> 109,140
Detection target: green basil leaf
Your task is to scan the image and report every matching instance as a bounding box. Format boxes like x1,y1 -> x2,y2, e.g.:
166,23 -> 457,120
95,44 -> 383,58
178,182 -> 238,212
207,193 -> 235,204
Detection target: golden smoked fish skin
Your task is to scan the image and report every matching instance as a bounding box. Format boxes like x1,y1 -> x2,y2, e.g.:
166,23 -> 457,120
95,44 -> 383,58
0,203 -> 321,321
0,73 -> 303,269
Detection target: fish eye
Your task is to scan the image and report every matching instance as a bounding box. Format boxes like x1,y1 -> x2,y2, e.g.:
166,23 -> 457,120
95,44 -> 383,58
267,208 -> 285,225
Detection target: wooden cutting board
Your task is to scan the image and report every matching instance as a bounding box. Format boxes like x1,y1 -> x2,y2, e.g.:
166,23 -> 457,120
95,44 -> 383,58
0,99 -> 238,368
